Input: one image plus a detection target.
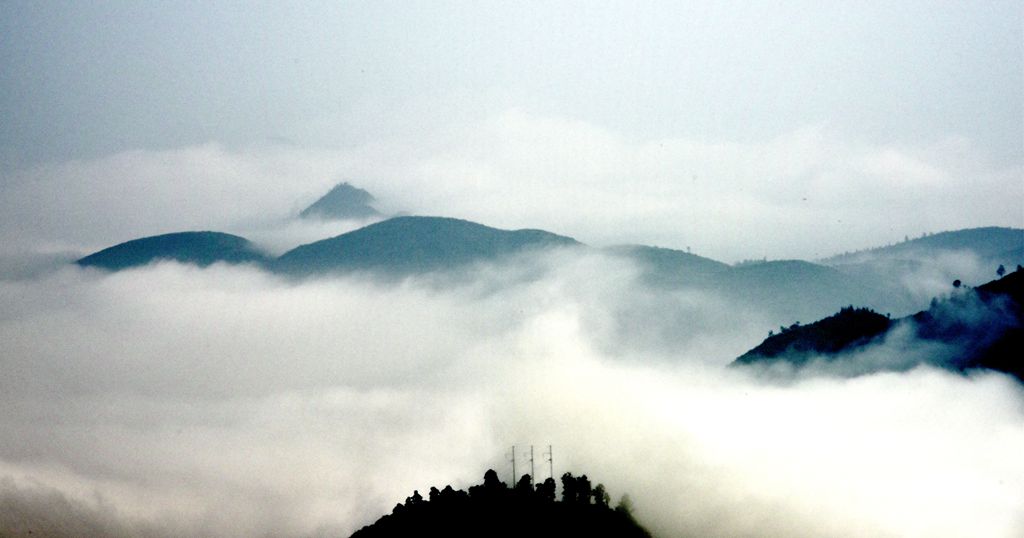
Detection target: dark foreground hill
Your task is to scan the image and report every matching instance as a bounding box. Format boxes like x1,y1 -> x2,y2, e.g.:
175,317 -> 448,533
350,470 -> 652,538
299,182 -> 380,220
76,231 -> 269,270
733,269 -> 1024,382
274,216 -> 581,276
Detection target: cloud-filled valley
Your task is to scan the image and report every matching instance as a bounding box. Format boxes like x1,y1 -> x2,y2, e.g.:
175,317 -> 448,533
2,248 -> 1023,537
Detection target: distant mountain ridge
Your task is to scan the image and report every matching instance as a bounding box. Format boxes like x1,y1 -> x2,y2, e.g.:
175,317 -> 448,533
605,244 -> 730,287
821,227 -> 1023,265
75,217 -> 583,276
274,216 -> 581,276
74,222 -> 1024,333
713,259 -> 890,317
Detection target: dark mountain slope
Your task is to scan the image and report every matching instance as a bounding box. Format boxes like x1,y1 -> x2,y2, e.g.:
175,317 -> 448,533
733,270 -> 1024,382
907,271 -> 1023,376
734,307 -> 892,367
76,231 -> 269,270
274,216 -> 581,276
299,182 -> 380,220
351,470 -> 651,538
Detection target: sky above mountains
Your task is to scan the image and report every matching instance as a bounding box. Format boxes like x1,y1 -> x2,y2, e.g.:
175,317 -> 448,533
3,1 -> 1021,164
1,1 -> 1021,261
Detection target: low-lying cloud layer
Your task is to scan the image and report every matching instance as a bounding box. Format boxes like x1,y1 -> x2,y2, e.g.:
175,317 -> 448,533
1,255 -> 1022,537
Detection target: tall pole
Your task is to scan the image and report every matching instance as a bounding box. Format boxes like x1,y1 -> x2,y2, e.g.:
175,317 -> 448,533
545,445 -> 553,480
510,445 -> 516,485
529,445 -> 535,485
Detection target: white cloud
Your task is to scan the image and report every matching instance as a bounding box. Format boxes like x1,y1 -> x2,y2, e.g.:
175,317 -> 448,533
0,258 -> 1021,537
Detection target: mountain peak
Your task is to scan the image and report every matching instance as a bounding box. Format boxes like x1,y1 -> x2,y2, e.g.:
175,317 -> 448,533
299,182 -> 380,220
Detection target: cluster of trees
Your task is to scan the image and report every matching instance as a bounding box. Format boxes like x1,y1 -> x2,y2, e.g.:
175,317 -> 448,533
350,470 -> 651,538
733,257 -> 769,267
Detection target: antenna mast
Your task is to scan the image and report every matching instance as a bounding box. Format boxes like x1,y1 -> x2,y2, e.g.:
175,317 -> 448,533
544,445 -> 553,480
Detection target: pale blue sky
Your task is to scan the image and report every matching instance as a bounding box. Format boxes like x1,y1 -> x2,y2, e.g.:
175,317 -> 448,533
2,1 -> 1020,165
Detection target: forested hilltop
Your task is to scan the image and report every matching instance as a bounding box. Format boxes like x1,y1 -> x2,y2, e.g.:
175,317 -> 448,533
350,470 -> 652,538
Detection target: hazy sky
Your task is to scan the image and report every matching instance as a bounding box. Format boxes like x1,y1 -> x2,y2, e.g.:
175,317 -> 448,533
2,1 -> 1020,163
1,1 -> 1021,260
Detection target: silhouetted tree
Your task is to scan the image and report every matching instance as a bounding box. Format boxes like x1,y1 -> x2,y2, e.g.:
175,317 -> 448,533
953,279 -> 962,288
997,264 -> 1006,277
593,483 -> 610,507
576,475 -> 592,505
483,469 -> 502,488
438,484 -> 466,505
560,472 -> 577,504
615,494 -> 634,516
536,477 -> 556,502
515,474 -> 533,496
469,469 -> 507,501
